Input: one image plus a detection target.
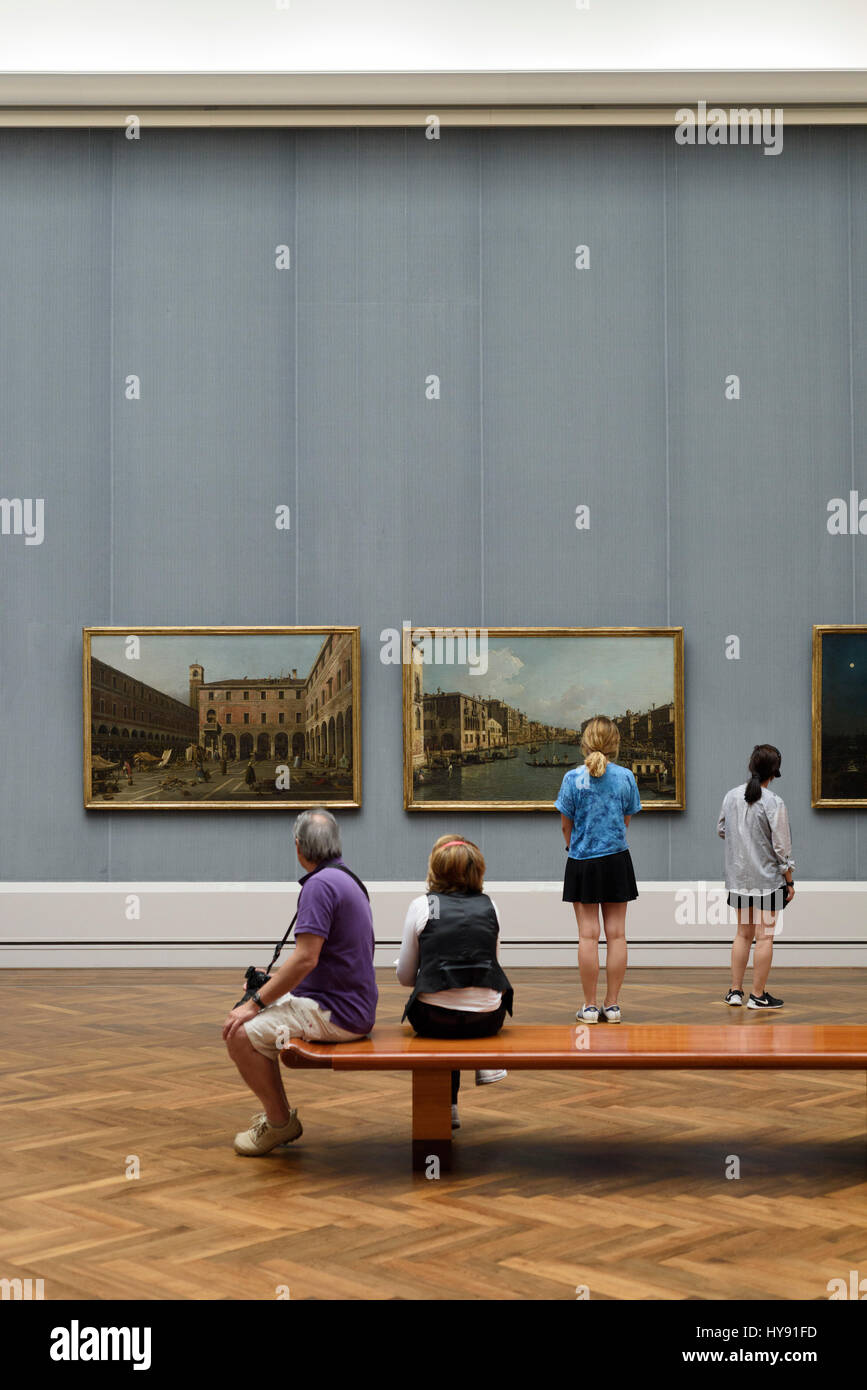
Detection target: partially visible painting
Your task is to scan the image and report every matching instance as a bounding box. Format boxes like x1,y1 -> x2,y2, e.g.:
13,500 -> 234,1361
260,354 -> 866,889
403,626 -> 685,811
83,627 -> 360,809
812,625 -> 867,807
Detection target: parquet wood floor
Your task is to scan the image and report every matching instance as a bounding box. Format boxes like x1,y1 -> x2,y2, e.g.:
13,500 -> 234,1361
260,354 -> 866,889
0,968 -> 864,1301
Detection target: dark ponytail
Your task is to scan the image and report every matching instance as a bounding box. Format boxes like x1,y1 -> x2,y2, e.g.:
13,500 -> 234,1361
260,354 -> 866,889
745,744 -> 782,805
744,770 -> 763,805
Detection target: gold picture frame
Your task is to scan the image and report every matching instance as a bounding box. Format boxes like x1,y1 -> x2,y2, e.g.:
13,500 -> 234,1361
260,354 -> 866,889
83,626 -> 361,810
403,625 -> 685,811
812,624 -> 867,808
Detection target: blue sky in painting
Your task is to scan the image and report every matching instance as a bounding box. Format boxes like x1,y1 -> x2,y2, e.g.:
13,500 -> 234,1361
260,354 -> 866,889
91,634 -> 330,704
420,635 -> 675,728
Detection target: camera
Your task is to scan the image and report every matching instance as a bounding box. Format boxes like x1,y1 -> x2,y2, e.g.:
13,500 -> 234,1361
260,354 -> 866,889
234,964 -> 271,1009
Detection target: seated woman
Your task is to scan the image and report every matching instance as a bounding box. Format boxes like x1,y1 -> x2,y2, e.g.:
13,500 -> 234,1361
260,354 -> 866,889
396,835 -> 514,1130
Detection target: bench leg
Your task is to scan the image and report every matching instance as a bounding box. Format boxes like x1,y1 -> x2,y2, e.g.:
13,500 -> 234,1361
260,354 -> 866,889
411,1069 -> 452,1173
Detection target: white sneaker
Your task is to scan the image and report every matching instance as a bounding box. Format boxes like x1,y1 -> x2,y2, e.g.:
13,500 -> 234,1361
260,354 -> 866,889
233,1109 -> 302,1156
600,1003 -> 621,1023
475,1069 -> 507,1085
451,1104 -> 461,1130
576,1004 -> 599,1024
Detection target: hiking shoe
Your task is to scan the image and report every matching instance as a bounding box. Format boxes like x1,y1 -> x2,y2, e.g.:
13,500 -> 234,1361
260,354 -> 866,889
600,1003 -> 621,1023
451,1104 -> 461,1130
725,988 -> 744,1006
234,1109 -> 302,1155
475,1069 -> 507,1085
576,1004 -> 599,1024
747,991 -> 784,1010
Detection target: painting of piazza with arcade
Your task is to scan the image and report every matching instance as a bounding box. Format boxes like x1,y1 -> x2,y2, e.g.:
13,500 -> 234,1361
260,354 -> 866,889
83,627 -> 360,809
403,627 -> 684,811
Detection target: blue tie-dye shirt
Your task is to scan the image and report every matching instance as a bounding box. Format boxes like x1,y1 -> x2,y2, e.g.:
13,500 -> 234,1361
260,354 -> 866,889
555,763 -> 641,860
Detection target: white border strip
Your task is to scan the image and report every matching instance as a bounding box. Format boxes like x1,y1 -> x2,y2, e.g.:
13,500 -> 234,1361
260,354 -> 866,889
1,71 -> 867,109
1,881 -> 864,967
0,880 -> 859,893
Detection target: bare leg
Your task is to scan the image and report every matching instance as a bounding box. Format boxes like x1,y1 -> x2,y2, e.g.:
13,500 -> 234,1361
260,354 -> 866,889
226,1027 -> 291,1126
600,901 -> 628,1005
731,908 -> 754,991
752,908 -> 777,995
573,902 -> 601,1005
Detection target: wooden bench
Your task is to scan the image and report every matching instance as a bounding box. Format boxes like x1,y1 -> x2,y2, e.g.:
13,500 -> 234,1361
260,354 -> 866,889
282,1022 -> 867,1172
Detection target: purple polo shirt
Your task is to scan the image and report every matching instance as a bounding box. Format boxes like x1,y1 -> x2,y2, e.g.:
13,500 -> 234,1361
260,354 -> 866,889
292,856 -> 378,1035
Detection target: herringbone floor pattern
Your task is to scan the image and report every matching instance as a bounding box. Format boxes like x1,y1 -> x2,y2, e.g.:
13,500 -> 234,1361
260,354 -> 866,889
0,968 -> 864,1300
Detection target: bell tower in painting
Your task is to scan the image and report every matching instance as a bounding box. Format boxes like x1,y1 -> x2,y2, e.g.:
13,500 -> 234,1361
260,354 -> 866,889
189,664 -> 204,709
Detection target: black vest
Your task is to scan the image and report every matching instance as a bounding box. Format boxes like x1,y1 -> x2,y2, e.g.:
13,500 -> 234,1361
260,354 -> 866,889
402,891 -> 514,1020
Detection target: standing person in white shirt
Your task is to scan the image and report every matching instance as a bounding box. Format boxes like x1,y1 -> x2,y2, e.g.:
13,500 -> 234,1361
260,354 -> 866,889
396,835 -> 513,1130
717,744 -> 795,1010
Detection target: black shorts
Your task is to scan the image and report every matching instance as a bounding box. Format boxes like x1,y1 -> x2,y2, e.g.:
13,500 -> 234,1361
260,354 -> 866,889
727,887 -> 788,913
563,849 -> 638,904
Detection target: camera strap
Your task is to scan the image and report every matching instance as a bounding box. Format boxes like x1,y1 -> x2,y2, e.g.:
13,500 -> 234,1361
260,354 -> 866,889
263,860 -> 370,976
262,907 -> 299,977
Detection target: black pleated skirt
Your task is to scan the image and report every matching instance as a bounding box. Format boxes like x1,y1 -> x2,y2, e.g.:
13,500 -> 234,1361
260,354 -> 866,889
727,887 -> 788,913
563,848 -> 638,904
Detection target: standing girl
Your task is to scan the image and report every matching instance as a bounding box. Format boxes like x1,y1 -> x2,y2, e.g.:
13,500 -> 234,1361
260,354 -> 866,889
717,744 -> 794,1009
555,715 -> 642,1023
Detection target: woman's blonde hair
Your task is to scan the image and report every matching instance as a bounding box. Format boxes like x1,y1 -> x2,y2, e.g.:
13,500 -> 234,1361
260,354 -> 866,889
426,834 -> 485,894
581,715 -> 620,778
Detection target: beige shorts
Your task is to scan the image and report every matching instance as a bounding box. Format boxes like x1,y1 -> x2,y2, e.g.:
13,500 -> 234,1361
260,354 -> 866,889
243,991 -> 366,1060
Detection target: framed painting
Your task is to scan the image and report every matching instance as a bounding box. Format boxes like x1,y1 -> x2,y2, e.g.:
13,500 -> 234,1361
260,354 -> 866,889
403,626 -> 684,811
83,626 -> 361,809
812,625 -> 867,807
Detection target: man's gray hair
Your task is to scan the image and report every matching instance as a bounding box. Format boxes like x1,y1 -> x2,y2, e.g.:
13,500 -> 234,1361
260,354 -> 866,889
294,807 -> 342,864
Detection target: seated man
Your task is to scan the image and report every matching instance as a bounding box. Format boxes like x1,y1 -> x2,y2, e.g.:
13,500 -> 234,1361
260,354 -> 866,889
223,807 -> 377,1155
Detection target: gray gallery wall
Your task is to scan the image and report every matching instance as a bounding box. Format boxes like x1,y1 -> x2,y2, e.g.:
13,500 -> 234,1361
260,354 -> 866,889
0,124 -> 864,884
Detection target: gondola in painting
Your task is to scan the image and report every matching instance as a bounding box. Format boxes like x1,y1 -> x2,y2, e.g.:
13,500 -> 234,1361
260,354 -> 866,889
403,626 -> 684,811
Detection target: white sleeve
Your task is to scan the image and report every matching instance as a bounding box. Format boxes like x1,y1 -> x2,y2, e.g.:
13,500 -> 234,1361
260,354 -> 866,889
489,897 -> 502,960
768,798 -> 795,872
717,796 -> 727,839
395,896 -> 428,986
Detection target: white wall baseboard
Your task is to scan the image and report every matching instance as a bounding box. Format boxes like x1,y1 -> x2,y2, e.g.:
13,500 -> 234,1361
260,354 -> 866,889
0,880 -> 863,968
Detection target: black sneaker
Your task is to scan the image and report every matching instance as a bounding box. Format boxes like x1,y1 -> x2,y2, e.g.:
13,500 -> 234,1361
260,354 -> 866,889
748,991 -> 784,1009
725,988 -> 744,1006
